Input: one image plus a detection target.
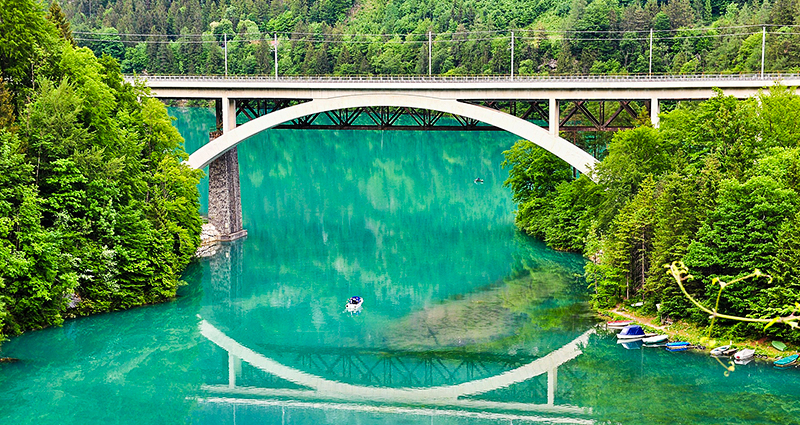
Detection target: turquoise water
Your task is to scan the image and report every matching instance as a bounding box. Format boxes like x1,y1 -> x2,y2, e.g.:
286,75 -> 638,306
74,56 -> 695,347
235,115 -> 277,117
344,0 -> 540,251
1,108 -> 799,425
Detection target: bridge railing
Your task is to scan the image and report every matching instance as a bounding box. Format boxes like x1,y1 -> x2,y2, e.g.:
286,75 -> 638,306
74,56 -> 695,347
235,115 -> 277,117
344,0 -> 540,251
125,73 -> 800,83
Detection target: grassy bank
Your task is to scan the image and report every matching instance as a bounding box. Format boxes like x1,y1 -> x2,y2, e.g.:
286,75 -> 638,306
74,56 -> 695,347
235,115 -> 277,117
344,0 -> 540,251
599,306 -> 796,361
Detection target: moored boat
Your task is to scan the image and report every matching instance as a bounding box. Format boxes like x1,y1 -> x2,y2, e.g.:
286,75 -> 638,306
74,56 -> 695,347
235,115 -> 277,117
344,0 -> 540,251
710,344 -> 733,356
607,320 -> 634,329
733,348 -> 755,361
772,341 -> 787,352
617,325 -> 647,340
774,354 -> 799,369
666,341 -> 692,352
642,335 -> 668,344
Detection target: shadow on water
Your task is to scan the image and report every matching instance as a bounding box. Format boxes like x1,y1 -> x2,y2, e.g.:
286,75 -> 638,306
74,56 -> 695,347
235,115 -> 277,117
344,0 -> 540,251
0,108 -> 798,425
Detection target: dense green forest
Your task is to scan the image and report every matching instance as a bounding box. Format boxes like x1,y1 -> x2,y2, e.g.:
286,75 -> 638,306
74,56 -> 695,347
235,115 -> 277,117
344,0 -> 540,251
503,86 -> 800,342
0,0 -> 202,340
61,0 -> 800,76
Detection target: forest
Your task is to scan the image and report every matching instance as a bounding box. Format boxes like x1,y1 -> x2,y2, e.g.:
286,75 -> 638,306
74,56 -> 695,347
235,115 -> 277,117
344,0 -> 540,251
0,0 -> 202,340
3,0 -> 799,342
503,86 -> 800,343
60,0 -> 800,76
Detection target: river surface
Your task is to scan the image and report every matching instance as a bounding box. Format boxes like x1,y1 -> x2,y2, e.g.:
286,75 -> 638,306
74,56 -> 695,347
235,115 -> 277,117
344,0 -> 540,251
1,107 -> 799,425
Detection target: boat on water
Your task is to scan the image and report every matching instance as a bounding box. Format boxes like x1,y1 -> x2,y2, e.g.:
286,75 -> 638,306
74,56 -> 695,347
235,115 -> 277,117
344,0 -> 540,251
734,348 -> 755,360
642,335 -> 668,344
710,344 -> 733,356
616,325 -> 657,340
617,325 -> 649,340
607,320 -> 633,329
774,354 -> 799,369
666,341 -> 692,352
344,296 -> 363,314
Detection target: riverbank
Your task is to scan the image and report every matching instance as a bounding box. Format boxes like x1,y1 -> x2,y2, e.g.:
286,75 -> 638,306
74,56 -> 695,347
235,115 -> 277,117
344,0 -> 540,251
600,306 -> 795,361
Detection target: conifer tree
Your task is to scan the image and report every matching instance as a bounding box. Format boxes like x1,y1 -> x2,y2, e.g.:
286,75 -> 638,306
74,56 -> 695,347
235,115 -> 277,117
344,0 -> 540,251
47,1 -> 74,46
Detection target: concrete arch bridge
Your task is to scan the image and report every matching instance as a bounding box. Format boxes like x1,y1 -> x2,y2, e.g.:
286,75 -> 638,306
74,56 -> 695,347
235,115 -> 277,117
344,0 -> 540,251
132,74 -> 797,239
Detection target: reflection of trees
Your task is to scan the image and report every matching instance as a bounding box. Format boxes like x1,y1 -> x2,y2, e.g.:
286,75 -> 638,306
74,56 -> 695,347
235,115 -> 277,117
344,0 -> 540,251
0,266 -> 205,423
222,127 -> 542,315
564,333 -> 800,424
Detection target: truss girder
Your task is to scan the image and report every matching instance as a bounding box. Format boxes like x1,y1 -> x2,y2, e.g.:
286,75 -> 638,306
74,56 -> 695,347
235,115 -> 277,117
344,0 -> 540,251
234,98 -> 642,133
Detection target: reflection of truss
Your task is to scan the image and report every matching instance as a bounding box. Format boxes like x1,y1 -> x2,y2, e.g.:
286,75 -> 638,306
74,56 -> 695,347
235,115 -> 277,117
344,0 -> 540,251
199,319 -> 595,418
233,98 -> 642,133
263,346 -> 527,388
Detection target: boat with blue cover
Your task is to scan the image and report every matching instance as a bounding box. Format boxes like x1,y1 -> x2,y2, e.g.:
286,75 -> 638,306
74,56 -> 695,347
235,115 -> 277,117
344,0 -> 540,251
666,341 -> 692,352
774,354 -> 798,369
616,325 -> 648,340
344,296 -> 363,314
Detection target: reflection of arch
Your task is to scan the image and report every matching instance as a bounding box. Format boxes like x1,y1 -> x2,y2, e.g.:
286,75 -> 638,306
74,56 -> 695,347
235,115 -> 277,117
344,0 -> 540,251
187,94 -> 599,176
199,319 -> 594,415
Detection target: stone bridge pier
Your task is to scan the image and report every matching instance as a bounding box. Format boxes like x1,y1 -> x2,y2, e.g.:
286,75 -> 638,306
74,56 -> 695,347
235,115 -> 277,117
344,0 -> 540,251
208,97 -> 247,241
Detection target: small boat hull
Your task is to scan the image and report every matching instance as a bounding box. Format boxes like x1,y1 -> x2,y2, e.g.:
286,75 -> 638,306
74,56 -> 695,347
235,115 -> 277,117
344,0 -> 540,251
710,345 -> 732,356
734,348 -> 755,360
643,335 -> 668,344
617,325 -> 647,340
772,341 -> 787,352
344,296 -> 363,314
607,320 -> 633,329
774,354 -> 799,369
666,342 -> 692,352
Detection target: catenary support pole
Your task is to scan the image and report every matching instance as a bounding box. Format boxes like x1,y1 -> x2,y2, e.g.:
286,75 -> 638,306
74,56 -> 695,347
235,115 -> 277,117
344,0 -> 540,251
428,31 -> 432,77
649,29 -> 653,77
224,33 -> 228,77
274,34 -> 278,78
761,27 -> 766,78
510,31 -> 515,80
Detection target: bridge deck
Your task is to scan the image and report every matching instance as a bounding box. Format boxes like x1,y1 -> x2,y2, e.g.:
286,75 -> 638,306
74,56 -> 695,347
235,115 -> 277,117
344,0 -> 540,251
130,74 -> 800,100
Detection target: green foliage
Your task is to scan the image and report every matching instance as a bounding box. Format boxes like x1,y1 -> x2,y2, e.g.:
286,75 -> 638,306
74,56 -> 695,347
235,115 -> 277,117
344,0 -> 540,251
502,140 -> 572,202
505,86 -> 800,340
49,0 -> 794,76
0,0 -> 202,341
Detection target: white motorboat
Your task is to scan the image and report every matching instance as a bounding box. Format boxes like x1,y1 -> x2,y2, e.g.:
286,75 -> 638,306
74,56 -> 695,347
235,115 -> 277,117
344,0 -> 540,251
710,344 -> 733,356
344,296 -> 363,314
733,348 -> 755,360
642,335 -> 668,344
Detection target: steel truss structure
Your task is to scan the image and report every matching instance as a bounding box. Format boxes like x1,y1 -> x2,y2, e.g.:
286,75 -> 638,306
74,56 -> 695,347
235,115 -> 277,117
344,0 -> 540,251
232,98 -> 646,133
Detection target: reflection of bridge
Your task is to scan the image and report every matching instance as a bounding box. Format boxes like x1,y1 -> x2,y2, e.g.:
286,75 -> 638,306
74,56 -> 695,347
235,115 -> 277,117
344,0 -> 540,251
198,319 -> 595,420
263,346 -> 530,388
134,74 -> 795,241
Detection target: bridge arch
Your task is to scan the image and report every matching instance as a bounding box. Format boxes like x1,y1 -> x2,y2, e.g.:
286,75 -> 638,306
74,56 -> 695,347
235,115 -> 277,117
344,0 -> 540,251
187,94 -> 599,177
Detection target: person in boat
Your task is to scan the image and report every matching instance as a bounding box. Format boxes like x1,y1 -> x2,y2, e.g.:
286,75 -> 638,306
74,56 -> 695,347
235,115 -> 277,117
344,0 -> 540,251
474,178 -> 484,184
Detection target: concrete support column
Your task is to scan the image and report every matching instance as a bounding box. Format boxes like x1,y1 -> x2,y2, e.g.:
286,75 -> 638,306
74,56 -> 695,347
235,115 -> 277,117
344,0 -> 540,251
208,97 -> 247,241
222,96 -> 236,132
651,97 -> 660,128
549,98 -> 559,136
